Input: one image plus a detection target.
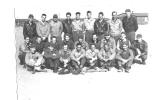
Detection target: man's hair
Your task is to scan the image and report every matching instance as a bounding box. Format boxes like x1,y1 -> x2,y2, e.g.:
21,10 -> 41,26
136,34 -> 142,38
52,36 -> 57,40
99,12 -> 104,16
125,9 -> 131,12
112,11 -> 117,16
90,43 -> 96,47
28,14 -> 34,19
53,14 -> 58,18
76,43 -> 82,47
66,12 -> 71,16
87,11 -> 92,14
42,13 -> 47,17
76,12 -> 81,15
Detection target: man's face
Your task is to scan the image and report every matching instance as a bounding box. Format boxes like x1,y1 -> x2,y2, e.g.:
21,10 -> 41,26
87,13 -> 92,19
29,17 -> 33,22
41,15 -> 46,22
53,17 -> 58,22
25,37 -> 30,43
63,45 -> 68,51
126,12 -> 131,17
37,37 -> 42,43
137,37 -> 142,42
121,34 -> 126,40
79,38 -> 83,42
30,48 -> 35,53
65,36 -> 70,41
76,14 -> 80,20
77,45 -> 81,51
99,14 -> 104,20
112,12 -> 117,20
91,45 -> 95,51
52,38 -> 56,43
66,15 -> 71,19
105,35 -> 110,40
93,35 -> 97,40
49,46 -> 54,51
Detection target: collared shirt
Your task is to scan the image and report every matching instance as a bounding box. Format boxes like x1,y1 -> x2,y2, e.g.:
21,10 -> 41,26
86,49 -> 99,59
50,20 -> 63,37
62,40 -> 74,50
23,21 -> 37,39
36,21 -> 50,38
71,49 -> 85,60
94,19 -> 109,35
109,19 -> 123,36
72,19 -> 84,31
63,19 -> 73,34
84,18 -> 95,31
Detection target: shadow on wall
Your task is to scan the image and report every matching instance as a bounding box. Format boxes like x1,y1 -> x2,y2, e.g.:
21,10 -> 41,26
15,13 -> 149,27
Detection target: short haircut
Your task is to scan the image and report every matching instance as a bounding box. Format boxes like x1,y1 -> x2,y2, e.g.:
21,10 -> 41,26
112,11 -> 117,16
99,12 -> 104,16
53,14 -> 58,18
76,43 -> 82,47
52,36 -> 57,39
28,14 -> 34,19
42,13 -> 47,17
66,12 -> 71,16
90,43 -> 96,47
87,11 -> 92,14
136,34 -> 142,38
125,9 -> 131,12
76,12 -> 81,15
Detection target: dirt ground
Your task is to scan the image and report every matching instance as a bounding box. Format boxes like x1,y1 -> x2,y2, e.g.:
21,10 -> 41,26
15,25 -> 154,100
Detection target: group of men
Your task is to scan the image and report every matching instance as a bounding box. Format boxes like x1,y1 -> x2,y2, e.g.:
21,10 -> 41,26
18,9 -> 148,74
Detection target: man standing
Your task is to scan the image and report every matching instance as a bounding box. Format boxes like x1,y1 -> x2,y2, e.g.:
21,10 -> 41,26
23,14 -> 38,41
122,9 -> 138,43
131,34 -> 148,64
72,12 -> 84,42
36,14 -> 50,42
116,44 -> 134,73
49,14 -> 63,43
109,11 -> 123,43
62,12 -> 73,40
71,43 -> 86,74
84,11 -> 95,43
94,12 -> 109,41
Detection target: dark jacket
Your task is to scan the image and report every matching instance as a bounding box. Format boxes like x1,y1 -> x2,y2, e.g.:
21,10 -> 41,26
62,19 -> 73,34
62,40 -> 74,50
23,20 -> 37,39
122,15 -> 138,33
94,19 -> 109,35
43,48 -> 60,59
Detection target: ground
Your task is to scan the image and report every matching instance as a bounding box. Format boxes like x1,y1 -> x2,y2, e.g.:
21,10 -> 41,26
15,25 -> 154,100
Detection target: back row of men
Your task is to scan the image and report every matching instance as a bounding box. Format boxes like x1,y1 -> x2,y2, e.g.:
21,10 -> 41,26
19,9 -> 148,74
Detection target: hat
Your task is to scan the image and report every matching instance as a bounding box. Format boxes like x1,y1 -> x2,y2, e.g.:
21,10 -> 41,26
125,9 -> 131,12
136,34 -> 142,38
53,14 -> 58,18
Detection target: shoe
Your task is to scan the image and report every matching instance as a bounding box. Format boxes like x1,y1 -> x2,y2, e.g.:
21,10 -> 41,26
125,69 -> 129,73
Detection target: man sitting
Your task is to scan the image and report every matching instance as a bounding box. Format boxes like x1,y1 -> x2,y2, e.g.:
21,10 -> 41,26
131,34 -> 148,65
85,43 -> 99,71
43,45 -> 60,73
62,34 -> 74,50
58,44 -> 72,74
98,42 -> 116,71
116,44 -> 134,73
71,43 -> 86,74
25,44 -> 46,74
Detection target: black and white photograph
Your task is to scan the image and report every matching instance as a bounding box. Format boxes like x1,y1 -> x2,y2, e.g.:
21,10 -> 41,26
2,0 -> 154,100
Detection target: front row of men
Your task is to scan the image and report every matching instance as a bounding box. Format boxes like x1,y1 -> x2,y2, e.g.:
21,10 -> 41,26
19,33 -> 148,74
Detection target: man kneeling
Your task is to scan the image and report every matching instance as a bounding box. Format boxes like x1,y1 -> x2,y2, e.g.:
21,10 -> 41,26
71,43 -> 86,74
25,45 -> 46,74
58,44 -> 72,74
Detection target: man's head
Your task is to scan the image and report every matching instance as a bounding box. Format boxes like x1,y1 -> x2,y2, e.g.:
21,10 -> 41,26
66,12 -> 71,19
90,44 -> 96,51
52,36 -> 57,43
136,34 -> 143,42
53,14 -> 58,22
121,32 -> 127,40
122,44 -> 128,51
98,12 -> 104,20
63,44 -> 68,51
76,43 -> 82,51
87,11 -> 92,19
28,14 -> 34,22
76,12 -> 81,20
36,37 -> 42,43
92,34 -> 97,41
78,35 -> 83,42
104,33 -> 110,40
65,35 -> 70,41
48,46 -> 54,51
41,14 -> 47,22
112,11 -> 117,20
25,37 -> 30,43
125,9 -> 131,18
